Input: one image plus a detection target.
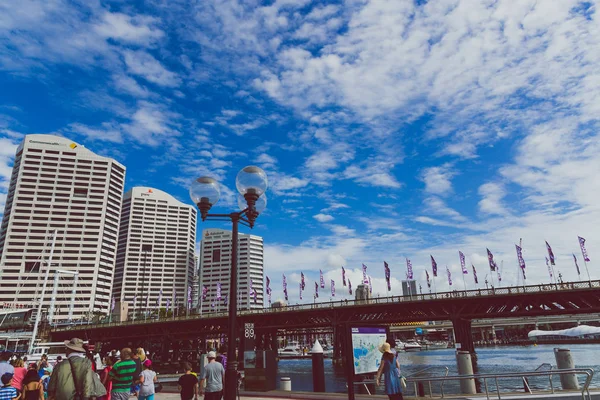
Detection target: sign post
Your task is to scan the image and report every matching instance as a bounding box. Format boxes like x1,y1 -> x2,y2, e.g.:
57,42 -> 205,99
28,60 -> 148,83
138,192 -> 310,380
345,324 -> 388,400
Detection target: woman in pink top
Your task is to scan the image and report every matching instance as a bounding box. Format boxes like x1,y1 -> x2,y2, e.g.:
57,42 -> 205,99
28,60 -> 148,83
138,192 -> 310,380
11,359 -> 27,392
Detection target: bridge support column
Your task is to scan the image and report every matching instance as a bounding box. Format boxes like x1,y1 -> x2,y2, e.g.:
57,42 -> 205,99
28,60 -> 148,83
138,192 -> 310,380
452,318 -> 480,392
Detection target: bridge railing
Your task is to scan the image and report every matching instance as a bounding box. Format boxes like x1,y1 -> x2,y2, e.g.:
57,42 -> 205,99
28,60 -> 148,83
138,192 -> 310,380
52,279 -> 600,332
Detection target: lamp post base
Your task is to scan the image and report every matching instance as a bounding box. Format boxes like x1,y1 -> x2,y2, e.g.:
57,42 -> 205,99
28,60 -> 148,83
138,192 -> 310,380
224,361 -> 239,400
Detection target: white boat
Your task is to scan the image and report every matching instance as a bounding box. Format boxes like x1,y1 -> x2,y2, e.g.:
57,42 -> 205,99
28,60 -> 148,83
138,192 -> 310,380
278,341 -> 304,358
26,342 -> 68,363
422,340 -> 448,350
396,339 -> 422,352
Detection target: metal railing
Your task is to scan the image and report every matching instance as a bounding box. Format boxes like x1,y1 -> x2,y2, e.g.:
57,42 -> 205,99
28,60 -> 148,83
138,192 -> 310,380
52,279 -> 600,332
405,368 -> 594,400
406,366 -> 450,397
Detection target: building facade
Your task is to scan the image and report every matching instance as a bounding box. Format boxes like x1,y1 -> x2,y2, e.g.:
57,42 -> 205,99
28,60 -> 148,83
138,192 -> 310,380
112,187 -> 196,317
198,228 -> 264,313
0,134 -> 125,322
401,280 -> 418,297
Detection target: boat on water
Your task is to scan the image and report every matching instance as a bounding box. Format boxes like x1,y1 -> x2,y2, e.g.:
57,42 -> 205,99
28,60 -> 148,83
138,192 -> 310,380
421,340 -> 449,350
395,339 -> 422,352
278,341 -> 306,358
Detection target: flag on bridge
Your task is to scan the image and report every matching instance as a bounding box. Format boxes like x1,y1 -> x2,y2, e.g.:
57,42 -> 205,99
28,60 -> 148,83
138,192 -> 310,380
546,241 -> 556,265
299,282 -> 302,300
578,236 -> 591,262
157,289 -> 163,307
301,272 -> 305,290
331,280 -> 335,297
266,276 -> 272,305
487,248 -> 497,271
187,286 -> 192,309
384,261 -> 391,291
111,296 -> 115,311
202,285 -> 207,301
426,270 -> 431,288
342,266 -> 346,286
446,266 -> 452,286
283,274 -> 288,301
472,265 -> 478,284
348,279 -> 352,295
315,282 -> 319,298
459,251 -> 467,274
249,278 -> 256,303
515,244 -> 526,270
368,276 -> 372,295
406,258 -> 413,280
362,264 -> 369,284
320,270 -> 325,289
573,253 -> 581,276
216,283 -> 222,301
545,257 -> 553,278
431,255 -> 438,277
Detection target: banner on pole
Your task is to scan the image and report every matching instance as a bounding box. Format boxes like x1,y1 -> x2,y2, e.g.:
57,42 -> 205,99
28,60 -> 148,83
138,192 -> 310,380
342,266 -> 347,286
459,251 -> 468,274
384,261 -> 391,291
487,248 -> 497,271
320,270 -> 325,289
431,255 -> 438,277
472,265 -> 478,284
362,264 -> 369,284
579,236 -> 591,262
446,266 -> 452,286
331,280 -> 335,297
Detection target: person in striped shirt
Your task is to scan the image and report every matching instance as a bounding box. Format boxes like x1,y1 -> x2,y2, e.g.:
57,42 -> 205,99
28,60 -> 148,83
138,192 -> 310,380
109,349 -> 137,400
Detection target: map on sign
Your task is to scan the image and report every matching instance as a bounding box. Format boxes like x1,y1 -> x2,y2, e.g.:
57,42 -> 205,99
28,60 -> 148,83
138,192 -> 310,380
351,327 -> 387,375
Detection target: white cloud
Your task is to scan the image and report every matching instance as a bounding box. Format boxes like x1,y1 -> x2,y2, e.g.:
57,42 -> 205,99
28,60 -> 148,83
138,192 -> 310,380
313,213 -> 334,223
421,165 -> 455,196
123,50 -> 181,88
0,133 -> 23,214
478,182 -> 509,216
67,122 -> 123,143
94,12 -> 164,45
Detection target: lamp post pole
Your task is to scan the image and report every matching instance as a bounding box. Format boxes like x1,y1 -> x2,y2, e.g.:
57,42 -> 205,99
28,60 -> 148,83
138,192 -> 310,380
190,167 -> 268,400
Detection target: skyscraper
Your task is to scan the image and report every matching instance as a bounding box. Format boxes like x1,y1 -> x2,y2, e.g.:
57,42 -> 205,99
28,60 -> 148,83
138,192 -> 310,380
0,134 -> 125,321
112,187 -> 196,317
198,228 -> 263,313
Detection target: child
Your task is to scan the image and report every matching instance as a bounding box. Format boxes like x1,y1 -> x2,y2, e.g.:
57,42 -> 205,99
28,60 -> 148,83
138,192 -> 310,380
0,373 -> 19,400
138,360 -> 157,400
177,363 -> 198,400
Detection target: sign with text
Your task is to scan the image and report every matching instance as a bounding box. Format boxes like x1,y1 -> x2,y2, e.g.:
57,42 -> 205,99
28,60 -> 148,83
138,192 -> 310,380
351,327 -> 387,375
244,322 -> 256,350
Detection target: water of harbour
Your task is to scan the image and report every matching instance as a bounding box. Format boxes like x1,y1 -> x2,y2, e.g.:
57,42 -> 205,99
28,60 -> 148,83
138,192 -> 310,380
276,344 -> 600,395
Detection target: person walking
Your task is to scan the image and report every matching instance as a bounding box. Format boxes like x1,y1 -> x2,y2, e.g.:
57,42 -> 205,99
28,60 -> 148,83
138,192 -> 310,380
375,342 -> 403,400
138,360 -> 157,400
0,353 -> 14,378
98,356 -> 116,400
108,348 -> 137,400
10,359 -> 26,393
47,338 -> 95,400
22,367 -> 44,400
177,363 -> 198,400
0,373 -> 19,400
199,352 -> 224,400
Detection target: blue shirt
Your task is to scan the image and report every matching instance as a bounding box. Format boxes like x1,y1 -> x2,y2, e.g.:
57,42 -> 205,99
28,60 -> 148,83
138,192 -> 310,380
0,363 -> 13,379
0,386 -> 18,400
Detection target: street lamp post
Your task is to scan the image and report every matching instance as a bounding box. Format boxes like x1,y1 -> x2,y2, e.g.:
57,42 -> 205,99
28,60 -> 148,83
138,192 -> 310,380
190,166 -> 267,400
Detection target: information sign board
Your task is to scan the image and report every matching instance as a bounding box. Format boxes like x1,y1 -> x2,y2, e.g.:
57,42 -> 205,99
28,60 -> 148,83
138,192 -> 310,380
351,327 -> 387,375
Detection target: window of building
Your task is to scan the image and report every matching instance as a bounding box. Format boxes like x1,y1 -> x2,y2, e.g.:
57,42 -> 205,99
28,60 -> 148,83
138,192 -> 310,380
73,187 -> 88,198
212,249 -> 221,262
24,261 -> 40,273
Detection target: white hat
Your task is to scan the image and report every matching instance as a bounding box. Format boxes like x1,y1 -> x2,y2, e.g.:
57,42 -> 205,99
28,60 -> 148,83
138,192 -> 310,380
207,351 -> 216,359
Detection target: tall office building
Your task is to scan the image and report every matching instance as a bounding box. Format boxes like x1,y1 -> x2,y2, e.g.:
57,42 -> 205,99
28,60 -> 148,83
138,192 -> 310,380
0,134 -> 125,321
402,280 -> 418,297
112,187 -> 196,316
198,228 -> 264,313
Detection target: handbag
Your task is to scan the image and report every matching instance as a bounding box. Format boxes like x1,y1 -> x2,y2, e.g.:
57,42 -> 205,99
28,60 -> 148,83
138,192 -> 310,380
400,376 -> 407,389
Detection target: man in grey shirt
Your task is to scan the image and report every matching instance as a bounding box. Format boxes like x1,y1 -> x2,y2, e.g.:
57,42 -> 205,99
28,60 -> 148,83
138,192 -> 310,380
199,351 -> 224,400
0,353 -> 13,378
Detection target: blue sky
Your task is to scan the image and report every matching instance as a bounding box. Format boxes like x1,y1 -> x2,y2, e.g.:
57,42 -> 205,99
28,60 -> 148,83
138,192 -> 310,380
1,0 -> 599,303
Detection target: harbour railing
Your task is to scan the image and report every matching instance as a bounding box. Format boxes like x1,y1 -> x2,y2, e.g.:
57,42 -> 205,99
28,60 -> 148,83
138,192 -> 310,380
405,368 -> 594,399
52,279 -> 600,331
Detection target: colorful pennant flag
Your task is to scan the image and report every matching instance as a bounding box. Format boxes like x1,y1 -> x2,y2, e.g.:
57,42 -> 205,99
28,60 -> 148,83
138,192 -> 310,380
157,289 -> 163,307
368,276 -> 372,295
283,274 -> 288,301
384,261 -> 391,291
426,270 -> 431,288
331,280 -> 335,297
249,278 -> 256,303
515,244 -> 526,270
573,253 -> 581,275
315,282 -> 319,298
266,276 -> 271,305
546,241 -> 556,265
362,264 -> 369,284
299,282 -> 302,300
472,265 -> 478,284
446,266 -> 452,286
578,236 -> 590,262
545,257 -> 553,278
431,255 -> 438,277
301,272 -> 305,290
348,279 -> 352,295
320,270 -> 325,288
342,267 -> 346,286
111,296 -> 115,311
216,282 -> 222,300
406,258 -> 413,280
202,285 -> 207,301
459,251 -> 467,274
487,248 -> 497,271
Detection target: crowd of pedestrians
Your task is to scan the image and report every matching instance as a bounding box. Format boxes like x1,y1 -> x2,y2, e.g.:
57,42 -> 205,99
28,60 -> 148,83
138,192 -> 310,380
0,339 -> 226,400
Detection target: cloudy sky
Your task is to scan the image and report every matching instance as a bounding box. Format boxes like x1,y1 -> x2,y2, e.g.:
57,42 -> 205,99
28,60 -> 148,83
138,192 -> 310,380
1,0 -> 599,304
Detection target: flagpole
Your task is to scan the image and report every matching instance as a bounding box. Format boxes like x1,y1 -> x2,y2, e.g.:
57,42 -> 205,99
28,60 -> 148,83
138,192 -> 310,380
433,276 -> 437,296
583,259 -> 591,284
462,272 -> 467,291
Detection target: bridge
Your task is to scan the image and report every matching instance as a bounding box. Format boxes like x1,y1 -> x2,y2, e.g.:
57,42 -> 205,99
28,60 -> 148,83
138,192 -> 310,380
51,280 -> 600,366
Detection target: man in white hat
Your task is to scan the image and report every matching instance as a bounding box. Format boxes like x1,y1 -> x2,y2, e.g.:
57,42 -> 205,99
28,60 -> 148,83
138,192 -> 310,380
199,351 -> 224,400
47,338 -> 95,400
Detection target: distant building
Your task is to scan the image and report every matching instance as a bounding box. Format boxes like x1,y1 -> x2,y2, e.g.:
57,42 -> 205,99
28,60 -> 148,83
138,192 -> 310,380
0,134 -> 125,321
198,228 -> 263,313
355,284 -> 371,303
112,187 -> 196,317
191,256 -> 200,310
401,280 -> 417,297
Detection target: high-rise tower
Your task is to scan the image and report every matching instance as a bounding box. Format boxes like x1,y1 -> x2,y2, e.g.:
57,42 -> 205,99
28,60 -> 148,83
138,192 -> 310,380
198,228 -> 263,313
0,134 -> 125,321
112,187 -> 196,317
